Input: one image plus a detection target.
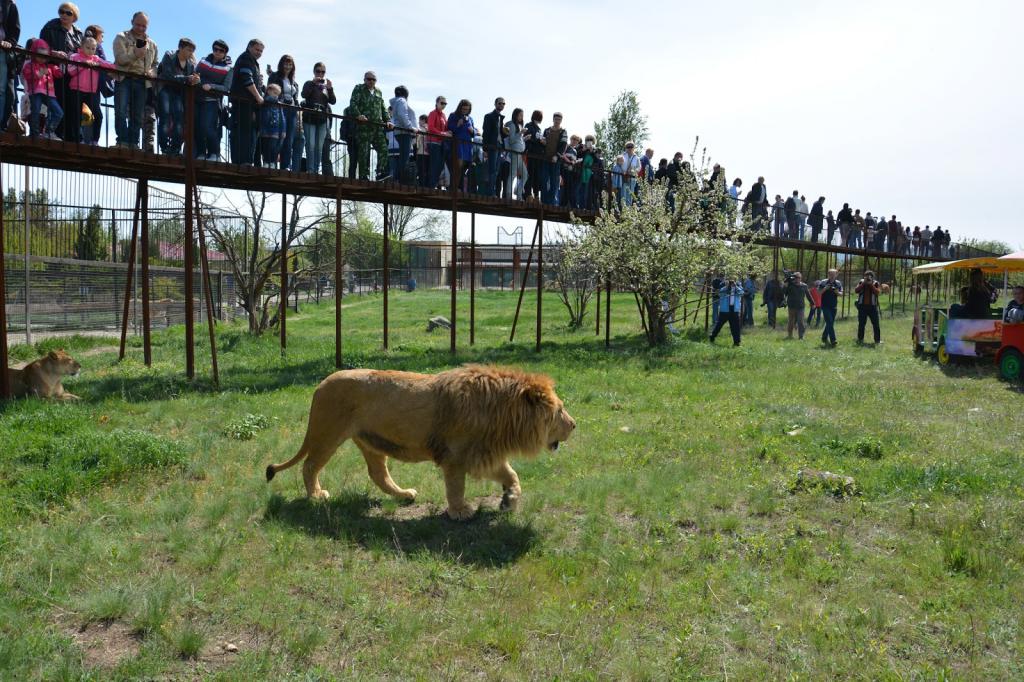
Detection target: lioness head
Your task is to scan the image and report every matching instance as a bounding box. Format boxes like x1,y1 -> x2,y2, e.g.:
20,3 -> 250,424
45,350 -> 81,377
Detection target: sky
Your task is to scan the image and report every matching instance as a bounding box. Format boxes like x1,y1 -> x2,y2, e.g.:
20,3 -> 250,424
17,0 -> 1023,248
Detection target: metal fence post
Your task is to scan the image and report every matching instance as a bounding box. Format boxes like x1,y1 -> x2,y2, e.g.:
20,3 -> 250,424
23,165 -> 31,346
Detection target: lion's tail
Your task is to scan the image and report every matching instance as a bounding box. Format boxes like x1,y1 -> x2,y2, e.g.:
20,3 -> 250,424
266,441 -> 309,482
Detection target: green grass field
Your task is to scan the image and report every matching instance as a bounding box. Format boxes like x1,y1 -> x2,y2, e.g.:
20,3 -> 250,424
1,289 -> 1022,680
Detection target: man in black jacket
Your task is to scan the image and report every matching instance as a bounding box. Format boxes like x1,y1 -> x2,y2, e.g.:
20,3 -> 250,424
0,0 -> 21,130
784,191 -> 799,239
481,97 -> 505,197
744,176 -> 767,231
230,39 -> 265,165
808,197 -> 825,243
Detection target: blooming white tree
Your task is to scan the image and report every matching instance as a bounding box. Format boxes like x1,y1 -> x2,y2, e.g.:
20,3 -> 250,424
569,162 -> 764,346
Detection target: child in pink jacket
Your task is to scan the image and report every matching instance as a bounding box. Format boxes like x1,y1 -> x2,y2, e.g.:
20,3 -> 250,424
67,37 -> 115,144
21,39 -> 65,139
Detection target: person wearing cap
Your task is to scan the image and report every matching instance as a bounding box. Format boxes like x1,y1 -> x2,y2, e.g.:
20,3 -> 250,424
620,142 -> 641,207
155,37 -> 199,155
194,39 -> 231,160
349,70 -> 392,180
113,12 -> 158,149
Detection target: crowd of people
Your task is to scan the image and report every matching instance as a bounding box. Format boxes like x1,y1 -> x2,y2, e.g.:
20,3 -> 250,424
737,180 -> 959,257
0,3 -> 967,255
709,268 -> 886,348
708,266 -> 1017,349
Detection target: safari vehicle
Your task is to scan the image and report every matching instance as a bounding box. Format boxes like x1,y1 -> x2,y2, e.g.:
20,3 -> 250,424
912,252 -> 1024,380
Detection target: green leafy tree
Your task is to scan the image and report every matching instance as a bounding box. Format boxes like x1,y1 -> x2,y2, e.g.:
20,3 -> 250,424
593,90 -> 649,158
75,205 -> 107,261
570,160 -> 764,346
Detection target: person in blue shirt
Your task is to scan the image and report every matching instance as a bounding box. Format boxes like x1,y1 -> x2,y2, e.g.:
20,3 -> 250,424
817,268 -> 844,347
709,278 -> 745,346
742,274 -> 757,327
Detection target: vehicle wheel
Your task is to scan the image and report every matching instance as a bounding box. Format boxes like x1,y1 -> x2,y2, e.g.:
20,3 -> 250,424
936,340 -> 952,366
1000,348 -> 1023,381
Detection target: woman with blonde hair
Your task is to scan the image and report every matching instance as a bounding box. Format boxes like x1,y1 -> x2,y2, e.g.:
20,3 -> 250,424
39,2 -> 84,140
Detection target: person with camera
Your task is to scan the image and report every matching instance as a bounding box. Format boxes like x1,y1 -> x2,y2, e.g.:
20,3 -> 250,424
783,271 -> 813,340
709,277 -> 745,347
300,62 -> 335,175
855,270 -> 882,345
762,274 -> 784,328
817,269 -> 844,346
113,12 -> 157,149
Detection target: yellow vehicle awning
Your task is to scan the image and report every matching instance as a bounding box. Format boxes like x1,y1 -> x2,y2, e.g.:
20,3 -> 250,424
913,255 -> 1024,275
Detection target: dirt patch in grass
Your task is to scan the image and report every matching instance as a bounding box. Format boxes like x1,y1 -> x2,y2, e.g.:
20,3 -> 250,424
68,620 -> 142,669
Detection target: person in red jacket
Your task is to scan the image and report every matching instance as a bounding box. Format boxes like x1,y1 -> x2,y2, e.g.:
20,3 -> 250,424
806,280 -> 823,327
426,95 -> 450,188
22,39 -> 64,139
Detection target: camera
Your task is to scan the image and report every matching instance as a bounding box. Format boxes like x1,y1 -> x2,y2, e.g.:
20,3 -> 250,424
135,38 -> 146,49
783,270 -> 796,284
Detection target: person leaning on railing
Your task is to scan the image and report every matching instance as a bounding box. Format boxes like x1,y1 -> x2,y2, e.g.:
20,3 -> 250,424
21,39 -> 63,139
267,54 -> 299,171
426,95 -> 450,189
112,11 -> 157,149
0,0 -> 22,132
228,38 -> 264,166
194,39 -> 230,161
66,36 -> 113,144
301,62 -> 336,175
349,70 -> 391,181
155,37 -> 198,156
39,2 -> 82,141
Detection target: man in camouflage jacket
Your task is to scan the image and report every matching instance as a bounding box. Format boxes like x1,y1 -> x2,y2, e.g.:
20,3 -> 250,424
348,70 -> 392,179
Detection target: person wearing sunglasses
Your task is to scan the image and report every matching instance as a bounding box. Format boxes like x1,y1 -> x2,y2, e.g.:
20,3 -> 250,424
39,3 -> 83,140
348,70 -> 393,180
301,62 -> 336,174
426,95 -> 451,189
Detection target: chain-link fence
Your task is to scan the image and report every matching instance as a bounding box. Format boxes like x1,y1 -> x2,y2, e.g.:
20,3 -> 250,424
2,253 -> 236,346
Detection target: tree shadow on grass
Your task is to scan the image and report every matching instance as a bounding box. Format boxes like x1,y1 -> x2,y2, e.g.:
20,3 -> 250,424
263,491 -> 538,568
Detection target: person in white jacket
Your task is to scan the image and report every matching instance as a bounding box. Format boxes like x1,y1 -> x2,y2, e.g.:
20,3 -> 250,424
389,86 -> 416,183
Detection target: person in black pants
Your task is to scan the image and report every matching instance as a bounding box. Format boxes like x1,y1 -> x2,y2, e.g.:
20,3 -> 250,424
855,270 -> 882,344
710,279 -> 744,346
229,39 -> 265,165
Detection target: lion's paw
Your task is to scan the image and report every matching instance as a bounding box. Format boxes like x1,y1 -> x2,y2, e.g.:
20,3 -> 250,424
446,505 -> 476,521
398,488 -> 417,501
499,491 -> 520,512
309,489 -> 331,501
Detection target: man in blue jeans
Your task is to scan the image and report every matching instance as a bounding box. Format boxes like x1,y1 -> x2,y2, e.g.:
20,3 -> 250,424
112,12 -> 158,148
818,268 -> 843,347
481,97 -> 505,196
